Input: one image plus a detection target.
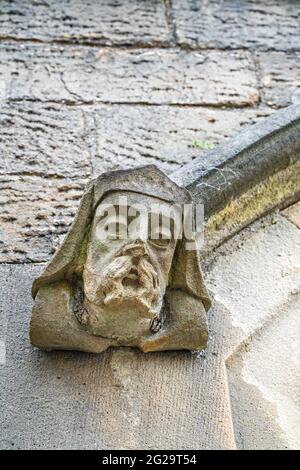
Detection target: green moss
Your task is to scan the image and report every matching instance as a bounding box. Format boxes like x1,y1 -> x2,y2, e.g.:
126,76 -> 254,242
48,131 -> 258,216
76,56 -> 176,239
75,224 -> 90,274
191,140 -> 215,150
204,160 -> 300,250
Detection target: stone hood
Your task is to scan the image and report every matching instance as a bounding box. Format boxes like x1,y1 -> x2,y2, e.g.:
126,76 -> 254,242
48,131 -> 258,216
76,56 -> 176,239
31,165 -> 211,311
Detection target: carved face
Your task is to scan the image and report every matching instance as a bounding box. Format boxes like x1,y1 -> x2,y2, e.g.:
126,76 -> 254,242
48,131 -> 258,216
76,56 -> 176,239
82,192 -> 178,342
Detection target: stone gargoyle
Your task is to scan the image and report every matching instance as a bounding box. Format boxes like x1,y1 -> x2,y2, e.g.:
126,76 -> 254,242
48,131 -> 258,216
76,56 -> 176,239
30,166 -> 211,353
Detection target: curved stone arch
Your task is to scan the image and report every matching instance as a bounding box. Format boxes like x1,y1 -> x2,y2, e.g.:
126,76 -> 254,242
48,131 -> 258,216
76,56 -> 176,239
177,104 -> 300,449
1,105 -> 299,450
172,104 -> 300,255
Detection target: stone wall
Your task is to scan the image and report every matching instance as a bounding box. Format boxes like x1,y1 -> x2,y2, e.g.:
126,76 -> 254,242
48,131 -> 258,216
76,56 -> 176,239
0,0 -> 299,450
0,0 -> 299,263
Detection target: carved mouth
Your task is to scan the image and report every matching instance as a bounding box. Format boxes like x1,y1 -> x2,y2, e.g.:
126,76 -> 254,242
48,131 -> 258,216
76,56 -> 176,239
122,267 -> 139,287
127,266 -> 139,278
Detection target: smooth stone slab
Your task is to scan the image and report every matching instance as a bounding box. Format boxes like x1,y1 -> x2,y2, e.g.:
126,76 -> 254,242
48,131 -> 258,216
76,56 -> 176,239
206,214 -> 300,449
282,201 -> 300,229
228,293 -> 300,450
0,264 -> 241,450
206,214 -> 300,336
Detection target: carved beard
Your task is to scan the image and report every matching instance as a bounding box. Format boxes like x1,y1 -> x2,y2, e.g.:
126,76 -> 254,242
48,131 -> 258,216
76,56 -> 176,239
98,255 -> 161,313
75,254 -> 164,337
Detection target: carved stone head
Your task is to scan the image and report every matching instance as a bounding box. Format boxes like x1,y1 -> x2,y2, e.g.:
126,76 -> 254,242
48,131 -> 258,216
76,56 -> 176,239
30,166 -> 211,353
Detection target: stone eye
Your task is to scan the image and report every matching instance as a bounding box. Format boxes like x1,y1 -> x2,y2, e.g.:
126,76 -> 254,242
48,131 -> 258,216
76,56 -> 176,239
149,237 -> 172,249
149,220 -> 174,248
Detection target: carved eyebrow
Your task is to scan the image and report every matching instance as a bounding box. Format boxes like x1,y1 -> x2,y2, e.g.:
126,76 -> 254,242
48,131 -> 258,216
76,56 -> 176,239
96,204 -> 180,229
95,204 -> 127,222
99,215 -> 128,227
100,212 -> 127,222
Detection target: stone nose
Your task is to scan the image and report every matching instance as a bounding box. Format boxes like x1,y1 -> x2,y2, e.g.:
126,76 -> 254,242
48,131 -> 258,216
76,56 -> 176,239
121,240 -> 147,260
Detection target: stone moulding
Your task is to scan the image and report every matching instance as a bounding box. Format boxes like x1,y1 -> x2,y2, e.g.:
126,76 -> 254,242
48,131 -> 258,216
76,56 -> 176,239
171,104 -> 300,253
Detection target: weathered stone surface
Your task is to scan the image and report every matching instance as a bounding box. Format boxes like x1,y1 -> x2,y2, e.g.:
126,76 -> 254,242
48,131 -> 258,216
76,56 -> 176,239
172,104 -> 300,218
1,214 -> 299,449
206,214 -> 300,449
0,103 -> 91,178
203,160 -> 300,255
207,214 -> 300,336
0,103 -> 268,263
258,52 -> 300,108
0,103 -> 297,264
0,102 -> 91,262
282,201 -> 300,229
0,176 -> 87,263
228,293 -> 300,450
0,44 -> 259,106
0,263 -> 240,450
173,0 -> 300,51
0,103 -> 266,180
88,106 -> 266,175
0,0 -> 298,451
0,0 -> 170,46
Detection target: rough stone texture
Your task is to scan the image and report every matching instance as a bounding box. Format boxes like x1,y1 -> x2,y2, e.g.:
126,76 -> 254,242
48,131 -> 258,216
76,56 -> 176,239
0,0 -> 170,46
0,103 -> 91,178
1,214 -> 299,449
0,175 -> 87,263
0,0 -> 299,450
0,103 -> 269,263
172,104 -> 300,217
0,0 -> 298,269
0,102 -> 91,262
1,103 -> 298,264
30,167 -> 211,354
0,102 -> 265,179
0,44 -> 259,106
282,201 -> 300,229
173,0 -> 300,51
258,52 -> 300,108
88,106 -> 265,175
